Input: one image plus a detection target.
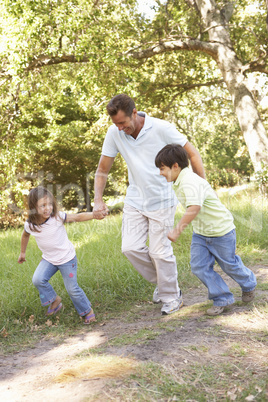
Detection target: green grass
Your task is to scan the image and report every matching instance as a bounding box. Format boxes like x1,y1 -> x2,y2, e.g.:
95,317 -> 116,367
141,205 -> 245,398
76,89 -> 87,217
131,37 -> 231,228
104,360 -> 268,401
0,186 -> 267,353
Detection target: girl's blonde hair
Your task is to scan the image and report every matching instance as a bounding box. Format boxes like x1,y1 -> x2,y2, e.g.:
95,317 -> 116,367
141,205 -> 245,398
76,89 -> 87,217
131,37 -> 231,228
27,186 -> 58,232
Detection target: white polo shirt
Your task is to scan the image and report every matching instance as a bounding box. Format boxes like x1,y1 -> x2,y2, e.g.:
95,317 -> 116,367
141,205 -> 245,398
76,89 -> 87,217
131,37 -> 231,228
24,211 -> 76,265
102,112 -> 187,211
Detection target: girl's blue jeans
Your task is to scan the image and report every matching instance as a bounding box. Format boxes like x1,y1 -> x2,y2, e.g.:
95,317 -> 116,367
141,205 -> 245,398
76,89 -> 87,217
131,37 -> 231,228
190,229 -> 257,306
32,256 -> 92,316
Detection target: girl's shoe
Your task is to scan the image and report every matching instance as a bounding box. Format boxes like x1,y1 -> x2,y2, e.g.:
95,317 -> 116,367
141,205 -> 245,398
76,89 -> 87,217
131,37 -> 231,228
84,309 -> 96,324
46,302 -> 63,316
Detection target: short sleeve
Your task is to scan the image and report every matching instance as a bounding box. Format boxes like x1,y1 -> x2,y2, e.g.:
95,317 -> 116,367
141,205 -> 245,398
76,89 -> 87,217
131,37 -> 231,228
162,121 -> 188,147
58,211 -> 67,222
24,221 -> 31,234
101,126 -> 119,157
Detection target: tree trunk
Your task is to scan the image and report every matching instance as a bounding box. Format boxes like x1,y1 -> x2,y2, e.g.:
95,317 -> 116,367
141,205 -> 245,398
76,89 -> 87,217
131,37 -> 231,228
195,0 -> 268,170
130,0 -> 268,171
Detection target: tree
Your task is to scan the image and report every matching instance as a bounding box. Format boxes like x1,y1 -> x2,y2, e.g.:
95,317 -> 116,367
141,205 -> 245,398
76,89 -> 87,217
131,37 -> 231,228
1,0 -> 267,228
127,0 -> 268,171
0,0 -> 132,226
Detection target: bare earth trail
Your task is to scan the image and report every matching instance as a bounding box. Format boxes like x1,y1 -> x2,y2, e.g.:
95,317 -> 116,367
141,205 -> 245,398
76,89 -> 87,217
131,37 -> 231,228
1,265 -> 268,401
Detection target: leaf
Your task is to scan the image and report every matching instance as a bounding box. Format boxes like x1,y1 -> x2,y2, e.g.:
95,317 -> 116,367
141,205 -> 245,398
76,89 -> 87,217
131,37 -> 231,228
1,328 -> 9,338
245,396 -> 255,401
45,319 -> 53,327
28,314 -> 35,323
227,391 -> 237,401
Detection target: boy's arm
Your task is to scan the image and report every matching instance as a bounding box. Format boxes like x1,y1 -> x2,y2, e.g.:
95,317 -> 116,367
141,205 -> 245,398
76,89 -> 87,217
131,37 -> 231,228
65,211 -> 106,223
168,205 -> 201,242
18,230 -> 31,263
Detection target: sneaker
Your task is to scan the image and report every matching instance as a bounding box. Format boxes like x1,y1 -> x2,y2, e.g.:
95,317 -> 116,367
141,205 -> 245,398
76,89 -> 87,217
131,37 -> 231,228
153,287 -> 161,304
161,293 -> 183,315
206,305 -> 229,316
242,289 -> 255,303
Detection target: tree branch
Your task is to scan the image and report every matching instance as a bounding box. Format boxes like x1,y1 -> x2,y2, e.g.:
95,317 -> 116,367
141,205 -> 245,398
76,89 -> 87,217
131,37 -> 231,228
25,54 -> 90,71
241,55 -> 268,75
127,38 -> 219,60
145,79 -> 224,94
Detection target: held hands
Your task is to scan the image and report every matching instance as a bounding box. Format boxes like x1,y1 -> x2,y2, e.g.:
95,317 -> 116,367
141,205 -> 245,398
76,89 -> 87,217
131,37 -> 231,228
93,200 -> 109,220
18,253 -> 26,264
168,228 -> 180,243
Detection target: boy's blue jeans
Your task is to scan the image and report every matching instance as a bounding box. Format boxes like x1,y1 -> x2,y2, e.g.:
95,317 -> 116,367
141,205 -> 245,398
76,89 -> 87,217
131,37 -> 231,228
32,256 -> 92,316
190,229 -> 257,307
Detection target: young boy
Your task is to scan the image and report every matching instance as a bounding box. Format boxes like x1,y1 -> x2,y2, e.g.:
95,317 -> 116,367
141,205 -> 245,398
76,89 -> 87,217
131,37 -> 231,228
155,144 -> 257,316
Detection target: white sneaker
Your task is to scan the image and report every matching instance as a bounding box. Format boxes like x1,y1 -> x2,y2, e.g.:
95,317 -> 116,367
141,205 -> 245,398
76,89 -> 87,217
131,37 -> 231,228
161,293 -> 183,315
153,287 -> 161,304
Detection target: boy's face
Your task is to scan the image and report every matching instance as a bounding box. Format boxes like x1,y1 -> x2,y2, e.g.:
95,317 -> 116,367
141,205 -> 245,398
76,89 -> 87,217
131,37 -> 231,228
159,163 -> 180,182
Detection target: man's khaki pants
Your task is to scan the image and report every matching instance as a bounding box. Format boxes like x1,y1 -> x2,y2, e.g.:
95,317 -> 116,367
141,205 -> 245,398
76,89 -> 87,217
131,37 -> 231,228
122,204 -> 180,303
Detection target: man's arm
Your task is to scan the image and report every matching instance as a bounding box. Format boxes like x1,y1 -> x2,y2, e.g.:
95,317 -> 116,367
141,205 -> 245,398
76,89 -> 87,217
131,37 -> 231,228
93,155 -> 115,217
168,205 -> 201,242
183,141 -> 205,179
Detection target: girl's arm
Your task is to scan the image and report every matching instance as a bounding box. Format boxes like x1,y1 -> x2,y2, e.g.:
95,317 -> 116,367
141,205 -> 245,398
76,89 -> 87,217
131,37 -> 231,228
18,230 -> 31,263
65,211 -> 106,223
168,205 -> 201,242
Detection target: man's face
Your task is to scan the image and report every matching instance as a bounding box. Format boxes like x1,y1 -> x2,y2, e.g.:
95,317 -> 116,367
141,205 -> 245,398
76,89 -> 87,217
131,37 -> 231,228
111,109 -> 137,136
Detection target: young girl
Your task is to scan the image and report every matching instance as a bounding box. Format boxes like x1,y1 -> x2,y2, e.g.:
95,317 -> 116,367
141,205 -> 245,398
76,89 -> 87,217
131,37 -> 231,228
18,186 -> 106,324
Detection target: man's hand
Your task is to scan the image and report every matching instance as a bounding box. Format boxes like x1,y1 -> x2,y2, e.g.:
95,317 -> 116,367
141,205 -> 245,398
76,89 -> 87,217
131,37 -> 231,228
18,253 -> 26,264
93,200 -> 109,220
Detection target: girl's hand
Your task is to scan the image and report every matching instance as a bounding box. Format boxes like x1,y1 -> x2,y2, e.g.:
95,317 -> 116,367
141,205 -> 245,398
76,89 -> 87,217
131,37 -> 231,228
93,209 -> 108,220
18,253 -> 26,264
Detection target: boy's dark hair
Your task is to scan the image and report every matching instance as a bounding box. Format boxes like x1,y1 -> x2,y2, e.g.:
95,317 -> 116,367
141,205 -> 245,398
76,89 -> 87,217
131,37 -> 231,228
155,144 -> 189,169
106,94 -> 136,117
27,186 -> 58,232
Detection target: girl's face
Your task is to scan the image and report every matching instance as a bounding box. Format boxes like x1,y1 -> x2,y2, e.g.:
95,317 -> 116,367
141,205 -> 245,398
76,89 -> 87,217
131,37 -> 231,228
36,196 -> 53,221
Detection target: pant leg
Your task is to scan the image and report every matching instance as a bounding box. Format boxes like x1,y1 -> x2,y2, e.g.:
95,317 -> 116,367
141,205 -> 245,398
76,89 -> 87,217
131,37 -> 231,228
148,206 -> 180,302
209,229 -> 257,292
58,256 -> 92,316
122,204 -> 180,303
32,259 -> 58,306
190,233 -> 235,306
122,204 -> 158,283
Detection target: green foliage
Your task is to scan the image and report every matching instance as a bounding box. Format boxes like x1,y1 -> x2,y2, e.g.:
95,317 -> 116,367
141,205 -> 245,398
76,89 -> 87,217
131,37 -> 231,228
0,0 -> 267,227
255,162 -> 268,195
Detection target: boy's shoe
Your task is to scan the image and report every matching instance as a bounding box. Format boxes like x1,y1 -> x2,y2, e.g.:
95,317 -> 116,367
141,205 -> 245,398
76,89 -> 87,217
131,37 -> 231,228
153,287 -> 161,304
242,289 -> 255,303
206,305 -> 225,316
161,293 -> 183,315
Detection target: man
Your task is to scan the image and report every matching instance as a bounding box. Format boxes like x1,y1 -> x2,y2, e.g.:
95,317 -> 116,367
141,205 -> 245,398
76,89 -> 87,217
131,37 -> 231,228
93,94 -> 205,315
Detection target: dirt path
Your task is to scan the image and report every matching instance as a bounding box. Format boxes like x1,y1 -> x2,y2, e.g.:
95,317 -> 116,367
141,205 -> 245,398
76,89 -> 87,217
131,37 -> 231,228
1,265 -> 267,401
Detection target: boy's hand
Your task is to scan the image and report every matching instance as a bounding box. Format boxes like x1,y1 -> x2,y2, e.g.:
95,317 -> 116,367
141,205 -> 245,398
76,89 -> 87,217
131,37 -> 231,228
18,253 -> 26,264
168,229 -> 180,243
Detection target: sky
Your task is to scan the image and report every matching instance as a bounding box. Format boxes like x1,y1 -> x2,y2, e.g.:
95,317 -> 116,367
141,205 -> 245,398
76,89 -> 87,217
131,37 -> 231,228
137,0 -> 164,18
